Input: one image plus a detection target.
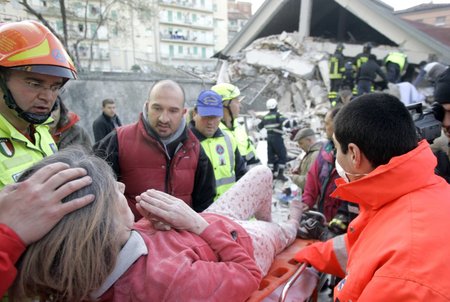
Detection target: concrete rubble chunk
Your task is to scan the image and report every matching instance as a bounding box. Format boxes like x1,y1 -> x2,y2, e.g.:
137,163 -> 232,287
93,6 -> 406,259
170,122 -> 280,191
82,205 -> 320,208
245,49 -> 316,79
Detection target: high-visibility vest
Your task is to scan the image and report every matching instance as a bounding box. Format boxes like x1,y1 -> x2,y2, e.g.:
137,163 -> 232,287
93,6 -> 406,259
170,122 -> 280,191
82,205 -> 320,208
219,121 -> 257,163
200,131 -> 236,200
329,55 -> 344,79
385,52 -> 407,72
0,114 -> 57,188
356,54 -> 369,69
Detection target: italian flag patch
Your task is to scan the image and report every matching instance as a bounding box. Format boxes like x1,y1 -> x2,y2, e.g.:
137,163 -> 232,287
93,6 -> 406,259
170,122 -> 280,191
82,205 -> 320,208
0,138 -> 14,157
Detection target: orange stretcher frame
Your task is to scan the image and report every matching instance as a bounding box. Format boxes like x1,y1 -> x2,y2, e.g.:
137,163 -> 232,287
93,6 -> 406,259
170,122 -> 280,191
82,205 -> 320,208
246,238 -> 318,302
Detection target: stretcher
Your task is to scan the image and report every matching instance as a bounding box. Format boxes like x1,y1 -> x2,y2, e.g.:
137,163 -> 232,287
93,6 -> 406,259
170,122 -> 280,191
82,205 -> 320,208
246,238 -> 319,302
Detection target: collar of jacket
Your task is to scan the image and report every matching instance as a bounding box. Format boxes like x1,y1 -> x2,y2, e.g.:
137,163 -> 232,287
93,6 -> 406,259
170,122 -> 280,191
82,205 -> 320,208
53,112 -> 80,136
102,112 -> 117,121
140,113 -> 188,147
331,140 -> 437,210
90,231 -> 148,300
188,120 -> 224,141
308,141 -> 324,153
319,140 -> 336,163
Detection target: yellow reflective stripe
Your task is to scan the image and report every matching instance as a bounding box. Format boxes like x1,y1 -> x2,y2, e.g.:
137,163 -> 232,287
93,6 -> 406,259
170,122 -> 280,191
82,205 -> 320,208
8,39 -> 50,61
216,175 -> 236,187
222,132 -> 235,173
1,154 -> 33,170
333,234 -> 348,273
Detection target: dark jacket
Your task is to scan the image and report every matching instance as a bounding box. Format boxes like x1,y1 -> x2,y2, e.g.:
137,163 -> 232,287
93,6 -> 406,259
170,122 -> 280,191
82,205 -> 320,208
92,112 -> 122,143
52,112 -> 92,150
93,114 -> 216,220
257,110 -> 286,137
357,58 -> 388,82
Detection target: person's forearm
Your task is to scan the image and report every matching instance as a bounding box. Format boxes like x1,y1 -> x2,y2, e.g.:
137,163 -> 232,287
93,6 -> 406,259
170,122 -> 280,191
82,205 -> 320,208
0,224 -> 26,296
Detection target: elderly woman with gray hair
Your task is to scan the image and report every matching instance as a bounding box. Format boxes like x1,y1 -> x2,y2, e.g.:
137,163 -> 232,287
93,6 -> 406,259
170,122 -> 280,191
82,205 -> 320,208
9,147 -> 303,302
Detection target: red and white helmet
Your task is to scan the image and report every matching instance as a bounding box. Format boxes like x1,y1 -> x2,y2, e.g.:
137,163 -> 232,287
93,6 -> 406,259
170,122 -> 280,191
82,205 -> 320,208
0,20 -> 77,79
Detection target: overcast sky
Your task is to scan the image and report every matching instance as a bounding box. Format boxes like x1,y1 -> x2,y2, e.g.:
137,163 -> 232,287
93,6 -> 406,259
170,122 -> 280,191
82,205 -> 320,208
251,0 -> 450,14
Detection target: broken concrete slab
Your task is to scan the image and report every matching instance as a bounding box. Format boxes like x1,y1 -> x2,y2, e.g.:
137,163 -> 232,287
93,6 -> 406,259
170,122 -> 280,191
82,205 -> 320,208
245,49 -> 316,79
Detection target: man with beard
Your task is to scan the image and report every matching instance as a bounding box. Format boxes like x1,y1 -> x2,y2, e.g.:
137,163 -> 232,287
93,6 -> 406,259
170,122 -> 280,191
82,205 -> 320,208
94,80 -> 215,221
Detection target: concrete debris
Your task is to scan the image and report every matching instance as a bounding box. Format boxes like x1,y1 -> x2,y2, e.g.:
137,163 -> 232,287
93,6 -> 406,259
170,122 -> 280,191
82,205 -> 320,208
221,31 -> 334,138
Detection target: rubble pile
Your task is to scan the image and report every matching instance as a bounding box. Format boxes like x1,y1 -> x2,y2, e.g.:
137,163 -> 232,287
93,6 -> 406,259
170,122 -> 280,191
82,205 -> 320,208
225,31 -> 333,132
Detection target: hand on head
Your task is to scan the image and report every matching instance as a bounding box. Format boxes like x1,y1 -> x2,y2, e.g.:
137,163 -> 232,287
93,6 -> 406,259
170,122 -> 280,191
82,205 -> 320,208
0,163 -> 94,245
136,189 -> 209,235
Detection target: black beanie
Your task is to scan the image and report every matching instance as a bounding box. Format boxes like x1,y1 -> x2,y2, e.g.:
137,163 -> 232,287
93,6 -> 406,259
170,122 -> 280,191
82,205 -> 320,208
434,67 -> 450,104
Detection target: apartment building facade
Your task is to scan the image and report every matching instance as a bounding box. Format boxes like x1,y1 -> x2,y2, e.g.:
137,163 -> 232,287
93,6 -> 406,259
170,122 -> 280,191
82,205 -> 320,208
227,0 -> 251,42
0,0 -> 225,72
395,3 -> 450,28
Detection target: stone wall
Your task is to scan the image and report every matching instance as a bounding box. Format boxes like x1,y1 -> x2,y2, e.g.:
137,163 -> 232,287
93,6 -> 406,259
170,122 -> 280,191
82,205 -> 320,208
62,72 -> 214,141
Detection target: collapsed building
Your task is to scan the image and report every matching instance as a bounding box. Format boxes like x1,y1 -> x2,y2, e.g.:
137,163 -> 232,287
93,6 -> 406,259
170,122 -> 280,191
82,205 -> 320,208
212,0 -> 450,141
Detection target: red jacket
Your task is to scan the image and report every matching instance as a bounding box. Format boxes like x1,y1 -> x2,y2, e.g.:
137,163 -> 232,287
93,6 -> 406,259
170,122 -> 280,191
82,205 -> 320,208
295,141 -> 450,301
99,214 -> 262,302
0,224 -> 26,296
302,140 -> 343,221
117,118 -> 200,219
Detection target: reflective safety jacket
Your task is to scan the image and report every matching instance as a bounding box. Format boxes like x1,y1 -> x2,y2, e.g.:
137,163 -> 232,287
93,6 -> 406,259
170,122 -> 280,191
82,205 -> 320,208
0,114 -> 56,188
198,129 -> 235,200
384,52 -> 407,72
295,141 -> 450,301
257,110 -> 286,137
329,53 -> 345,79
220,120 -> 258,164
190,122 -> 246,200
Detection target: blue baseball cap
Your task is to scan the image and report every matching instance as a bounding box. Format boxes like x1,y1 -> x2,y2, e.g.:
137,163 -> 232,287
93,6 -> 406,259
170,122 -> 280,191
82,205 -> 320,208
196,90 -> 223,117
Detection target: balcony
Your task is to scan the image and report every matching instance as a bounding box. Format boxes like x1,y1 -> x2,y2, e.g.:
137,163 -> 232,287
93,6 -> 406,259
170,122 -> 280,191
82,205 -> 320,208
159,0 -> 213,12
159,17 -> 213,29
160,32 -> 214,45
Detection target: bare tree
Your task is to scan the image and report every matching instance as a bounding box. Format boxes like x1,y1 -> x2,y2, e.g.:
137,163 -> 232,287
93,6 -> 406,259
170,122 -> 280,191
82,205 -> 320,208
17,0 -> 153,71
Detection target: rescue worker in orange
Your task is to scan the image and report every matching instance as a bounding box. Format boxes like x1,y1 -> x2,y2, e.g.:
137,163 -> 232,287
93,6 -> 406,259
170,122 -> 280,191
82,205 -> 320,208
295,93 -> 450,301
0,20 -> 77,188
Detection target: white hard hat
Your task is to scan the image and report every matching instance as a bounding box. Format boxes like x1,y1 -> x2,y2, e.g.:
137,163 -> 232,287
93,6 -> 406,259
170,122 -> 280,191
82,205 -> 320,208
266,98 -> 278,110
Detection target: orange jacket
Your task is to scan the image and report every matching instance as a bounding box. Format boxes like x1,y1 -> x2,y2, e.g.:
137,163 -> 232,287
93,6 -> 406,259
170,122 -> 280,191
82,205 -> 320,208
295,141 -> 450,301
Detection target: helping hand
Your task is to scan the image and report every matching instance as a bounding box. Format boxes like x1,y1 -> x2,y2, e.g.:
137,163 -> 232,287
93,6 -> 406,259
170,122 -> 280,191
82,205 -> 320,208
0,163 -> 94,245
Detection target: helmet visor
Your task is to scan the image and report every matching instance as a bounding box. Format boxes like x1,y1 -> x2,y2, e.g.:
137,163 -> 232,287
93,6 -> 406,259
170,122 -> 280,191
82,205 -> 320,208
11,65 -> 77,80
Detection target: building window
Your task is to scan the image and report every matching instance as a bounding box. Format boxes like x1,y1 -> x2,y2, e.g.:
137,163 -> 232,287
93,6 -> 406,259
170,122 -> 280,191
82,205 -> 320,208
192,14 -> 197,22
168,11 -> 173,22
435,16 -> 446,26
201,0 -> 205,7
178,45 -> 183,54
177,11 -> 182,20
213,4 -> 217,12
169,45 -> 174,57
201,47 -> 206,58
78,23 -> 84,32
193,46 -> 198,55
55,20 -> 63,33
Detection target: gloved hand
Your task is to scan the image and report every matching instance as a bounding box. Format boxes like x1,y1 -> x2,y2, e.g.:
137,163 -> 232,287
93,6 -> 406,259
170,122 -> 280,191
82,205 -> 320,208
328,213 -> 349,235
297,211 -> 328,241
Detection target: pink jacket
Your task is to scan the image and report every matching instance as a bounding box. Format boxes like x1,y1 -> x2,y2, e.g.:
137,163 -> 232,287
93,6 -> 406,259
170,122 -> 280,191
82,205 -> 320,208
99,214 -> 262,302
296,141 -> 450,301
0,224 -> 26,296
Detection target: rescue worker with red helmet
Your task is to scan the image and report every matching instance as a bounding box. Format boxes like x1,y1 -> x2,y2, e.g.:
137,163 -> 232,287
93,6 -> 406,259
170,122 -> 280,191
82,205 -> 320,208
0,20 -> 77,188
